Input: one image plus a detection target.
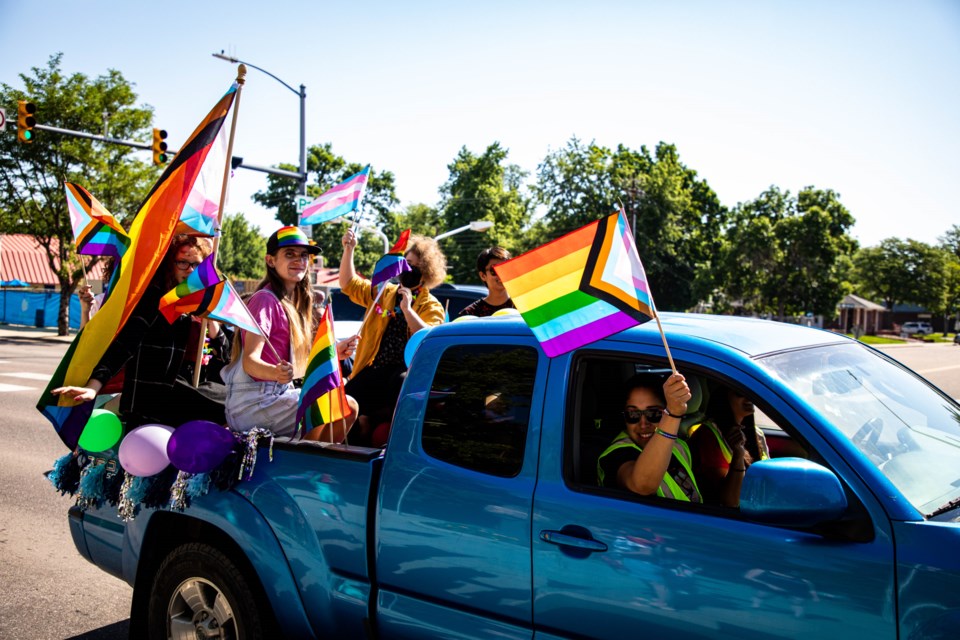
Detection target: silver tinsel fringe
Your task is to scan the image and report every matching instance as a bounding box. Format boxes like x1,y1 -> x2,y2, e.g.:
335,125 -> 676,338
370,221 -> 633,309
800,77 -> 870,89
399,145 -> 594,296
168,470 -> 191,512
238,427 -> 274,481
117,472 -> 137,522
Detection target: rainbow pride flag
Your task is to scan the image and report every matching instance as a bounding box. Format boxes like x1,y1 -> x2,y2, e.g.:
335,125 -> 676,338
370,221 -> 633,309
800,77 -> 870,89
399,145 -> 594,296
158,254 -> 262,335
370,229 -> 411,290
38,82 -> 238,449
296,306 -> 350,428
494,210 -> 654,357
299,165 -> 370,226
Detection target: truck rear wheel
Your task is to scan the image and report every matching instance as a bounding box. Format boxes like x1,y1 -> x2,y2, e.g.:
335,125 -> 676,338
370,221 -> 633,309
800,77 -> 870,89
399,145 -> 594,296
147,542 -> 264,640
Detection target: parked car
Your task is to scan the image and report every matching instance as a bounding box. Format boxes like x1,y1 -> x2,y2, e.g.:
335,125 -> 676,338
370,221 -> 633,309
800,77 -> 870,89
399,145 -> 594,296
901,321 -> 933,336
327,282 -> 486,337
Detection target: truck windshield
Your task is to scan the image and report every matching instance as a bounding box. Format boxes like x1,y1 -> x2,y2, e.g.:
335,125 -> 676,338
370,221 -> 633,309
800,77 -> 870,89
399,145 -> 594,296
758,342 -> 960,517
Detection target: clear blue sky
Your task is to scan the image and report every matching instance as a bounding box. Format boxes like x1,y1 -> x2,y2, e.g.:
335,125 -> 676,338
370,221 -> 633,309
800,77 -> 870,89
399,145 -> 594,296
3,0 -> 958,247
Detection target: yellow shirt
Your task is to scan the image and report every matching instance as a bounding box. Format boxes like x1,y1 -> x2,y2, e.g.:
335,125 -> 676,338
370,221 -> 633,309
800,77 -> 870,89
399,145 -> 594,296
342,275 -> 445,379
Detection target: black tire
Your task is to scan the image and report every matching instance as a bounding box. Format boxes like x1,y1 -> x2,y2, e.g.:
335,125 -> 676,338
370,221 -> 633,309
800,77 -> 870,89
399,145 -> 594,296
147,542 -> 265,640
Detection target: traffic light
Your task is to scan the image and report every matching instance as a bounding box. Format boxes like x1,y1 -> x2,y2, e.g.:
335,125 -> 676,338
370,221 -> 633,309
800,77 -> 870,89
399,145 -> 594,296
17,101 -> 36,143
152,128 -> 168,165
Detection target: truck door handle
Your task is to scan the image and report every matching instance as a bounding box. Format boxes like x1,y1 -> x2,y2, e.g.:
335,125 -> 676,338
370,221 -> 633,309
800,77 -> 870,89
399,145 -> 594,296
540,527 -> 608,553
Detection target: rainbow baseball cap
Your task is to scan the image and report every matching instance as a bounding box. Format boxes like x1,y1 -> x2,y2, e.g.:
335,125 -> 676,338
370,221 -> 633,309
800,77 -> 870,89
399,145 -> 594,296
266,226 -> 321,255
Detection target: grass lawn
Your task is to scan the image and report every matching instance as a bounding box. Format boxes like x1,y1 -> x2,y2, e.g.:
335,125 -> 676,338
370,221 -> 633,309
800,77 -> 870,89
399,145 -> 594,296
852,334 -> 906,345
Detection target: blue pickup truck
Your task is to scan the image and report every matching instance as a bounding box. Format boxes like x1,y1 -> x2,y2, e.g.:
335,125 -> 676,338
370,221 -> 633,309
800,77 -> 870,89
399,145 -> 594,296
68,313 -> 960,639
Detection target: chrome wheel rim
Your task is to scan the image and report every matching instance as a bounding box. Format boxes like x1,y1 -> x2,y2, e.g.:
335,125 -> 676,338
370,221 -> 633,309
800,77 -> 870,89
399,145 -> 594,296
167,576 -> 237,640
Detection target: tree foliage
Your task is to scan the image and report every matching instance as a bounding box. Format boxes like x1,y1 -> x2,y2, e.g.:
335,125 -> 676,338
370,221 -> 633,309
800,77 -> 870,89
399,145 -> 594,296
852,238 -> 940,311
533,138 -> 726,310
0,54 -> 157,334
718,187 -> 856,318
217,213 -> 266,279
438,143 -> 531,283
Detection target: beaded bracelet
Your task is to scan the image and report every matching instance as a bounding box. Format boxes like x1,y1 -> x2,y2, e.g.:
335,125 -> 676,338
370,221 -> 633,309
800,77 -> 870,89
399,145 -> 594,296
655,427 -> 678,440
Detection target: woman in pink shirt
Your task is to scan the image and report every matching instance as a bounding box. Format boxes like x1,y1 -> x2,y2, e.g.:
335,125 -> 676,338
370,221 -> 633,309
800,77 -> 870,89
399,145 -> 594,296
223,226 -> 356,441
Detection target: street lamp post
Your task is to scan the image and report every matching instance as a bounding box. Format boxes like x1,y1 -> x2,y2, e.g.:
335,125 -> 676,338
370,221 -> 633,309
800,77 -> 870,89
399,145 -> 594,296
212,52 -> 307,195
433,220 -> 495,241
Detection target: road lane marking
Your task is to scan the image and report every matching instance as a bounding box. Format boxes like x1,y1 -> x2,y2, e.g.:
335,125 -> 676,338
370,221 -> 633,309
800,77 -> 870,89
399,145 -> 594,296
916,365 -> 960,375
0,383 -> 33,392
0,372 -> 51,381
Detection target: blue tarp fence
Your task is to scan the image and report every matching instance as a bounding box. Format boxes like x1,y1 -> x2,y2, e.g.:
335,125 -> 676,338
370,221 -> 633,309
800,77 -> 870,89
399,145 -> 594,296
0,290 -> 83,329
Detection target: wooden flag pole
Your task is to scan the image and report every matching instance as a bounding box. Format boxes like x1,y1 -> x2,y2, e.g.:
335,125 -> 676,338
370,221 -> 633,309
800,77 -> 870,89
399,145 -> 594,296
619,204 -> 676,374
192,64 -> 246,387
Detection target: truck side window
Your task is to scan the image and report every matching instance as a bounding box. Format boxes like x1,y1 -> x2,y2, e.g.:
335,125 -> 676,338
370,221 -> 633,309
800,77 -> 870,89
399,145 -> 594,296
421,345 -> 538,478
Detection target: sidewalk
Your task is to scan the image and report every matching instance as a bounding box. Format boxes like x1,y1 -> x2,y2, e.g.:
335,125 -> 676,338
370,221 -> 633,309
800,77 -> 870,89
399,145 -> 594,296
0,323 -> 76,343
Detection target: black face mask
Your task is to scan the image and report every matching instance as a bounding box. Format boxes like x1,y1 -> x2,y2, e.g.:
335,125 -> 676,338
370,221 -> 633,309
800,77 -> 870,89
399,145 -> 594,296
399,267 -> 422,288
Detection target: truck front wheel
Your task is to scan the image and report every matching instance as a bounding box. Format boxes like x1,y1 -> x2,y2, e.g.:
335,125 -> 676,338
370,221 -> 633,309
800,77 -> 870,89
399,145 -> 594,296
148,542 -> 264,640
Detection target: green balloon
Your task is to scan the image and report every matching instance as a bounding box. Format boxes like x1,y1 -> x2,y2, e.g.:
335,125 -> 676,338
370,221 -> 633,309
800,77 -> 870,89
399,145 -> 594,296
78,409 -> 123,453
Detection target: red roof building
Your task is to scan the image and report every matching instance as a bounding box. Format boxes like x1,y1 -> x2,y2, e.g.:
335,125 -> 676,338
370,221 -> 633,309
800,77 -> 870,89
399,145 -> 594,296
0,234 -> 106,287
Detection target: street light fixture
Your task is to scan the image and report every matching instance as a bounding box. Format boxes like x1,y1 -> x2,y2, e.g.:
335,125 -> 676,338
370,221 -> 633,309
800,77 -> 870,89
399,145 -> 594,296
211,51 -> 307,195
434,220 -> 495,241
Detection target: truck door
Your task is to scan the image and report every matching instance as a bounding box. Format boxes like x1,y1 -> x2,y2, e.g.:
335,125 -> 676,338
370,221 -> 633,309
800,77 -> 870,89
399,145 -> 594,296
377,340 -> 545,640
531,350 -> 895,640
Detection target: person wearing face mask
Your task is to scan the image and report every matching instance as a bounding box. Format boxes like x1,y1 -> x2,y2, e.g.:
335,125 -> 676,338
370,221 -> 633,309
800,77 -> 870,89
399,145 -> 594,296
596,373 -> 701,502
339,228 -> 447,446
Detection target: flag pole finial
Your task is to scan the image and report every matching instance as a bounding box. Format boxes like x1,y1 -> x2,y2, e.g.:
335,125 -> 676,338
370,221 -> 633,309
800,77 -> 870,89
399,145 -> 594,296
237,64 -> 247,85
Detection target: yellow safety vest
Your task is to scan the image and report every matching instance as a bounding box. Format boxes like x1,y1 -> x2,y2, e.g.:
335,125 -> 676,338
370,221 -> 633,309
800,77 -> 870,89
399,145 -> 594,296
597,432 -> 701,502
687,421 -> 770,463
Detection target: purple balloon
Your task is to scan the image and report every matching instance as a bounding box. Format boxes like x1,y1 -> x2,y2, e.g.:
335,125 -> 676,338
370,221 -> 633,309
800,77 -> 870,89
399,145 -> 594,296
167,420 -> 238,474
118,424 -> 174,477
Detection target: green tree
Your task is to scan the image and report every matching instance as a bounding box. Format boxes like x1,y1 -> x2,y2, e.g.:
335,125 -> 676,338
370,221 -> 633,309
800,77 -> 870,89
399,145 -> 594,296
217,213 -> 266,279
0,54 -> 157,334
533,138 -> 726,310
720,187 -> 856,319
438,143 -> 531,283
853,238 -> 936,311
940,224 -> 960,259
252,143 -> 398,277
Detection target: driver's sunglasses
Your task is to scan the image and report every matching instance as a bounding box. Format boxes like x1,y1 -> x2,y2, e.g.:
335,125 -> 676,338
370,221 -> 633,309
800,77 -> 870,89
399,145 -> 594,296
623,408 -> 663,424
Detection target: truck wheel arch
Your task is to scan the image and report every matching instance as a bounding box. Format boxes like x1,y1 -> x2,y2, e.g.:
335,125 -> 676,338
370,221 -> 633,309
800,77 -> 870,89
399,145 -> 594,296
129,512 -> 281,637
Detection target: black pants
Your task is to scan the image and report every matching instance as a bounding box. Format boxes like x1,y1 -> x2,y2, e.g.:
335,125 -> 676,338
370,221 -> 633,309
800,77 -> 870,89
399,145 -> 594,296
128,378 -> 227,429
345,364 -> 406,444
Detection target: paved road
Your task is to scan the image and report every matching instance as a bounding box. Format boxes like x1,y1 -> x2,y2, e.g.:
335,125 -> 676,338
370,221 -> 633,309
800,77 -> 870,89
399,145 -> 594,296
0,326 -> 956,639
0,331 -> 130,640
874,341 -> 960,402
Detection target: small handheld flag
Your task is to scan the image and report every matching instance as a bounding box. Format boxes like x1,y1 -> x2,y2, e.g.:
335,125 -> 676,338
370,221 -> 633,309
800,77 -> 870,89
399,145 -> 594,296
299,165 -> 371,226
370,229 -> 412,290
495,210 -> 655,358
159,254 -> 263,335
296,306 -> 350,428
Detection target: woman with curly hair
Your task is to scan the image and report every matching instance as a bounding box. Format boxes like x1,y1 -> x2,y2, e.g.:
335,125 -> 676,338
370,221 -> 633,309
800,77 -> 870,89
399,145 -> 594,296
339,228 -> 447,446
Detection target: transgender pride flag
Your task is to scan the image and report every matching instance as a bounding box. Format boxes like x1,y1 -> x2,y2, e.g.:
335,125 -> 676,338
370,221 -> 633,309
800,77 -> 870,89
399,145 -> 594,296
299,165 -> 370,226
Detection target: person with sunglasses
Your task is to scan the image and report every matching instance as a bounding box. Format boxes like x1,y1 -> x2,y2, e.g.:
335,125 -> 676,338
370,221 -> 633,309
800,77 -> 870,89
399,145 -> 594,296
52,235 -> 229,429
597,373 -> 702,502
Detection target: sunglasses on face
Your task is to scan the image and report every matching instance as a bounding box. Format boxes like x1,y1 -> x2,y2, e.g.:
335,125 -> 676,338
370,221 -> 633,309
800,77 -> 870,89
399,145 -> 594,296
623,408 -> 663,424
